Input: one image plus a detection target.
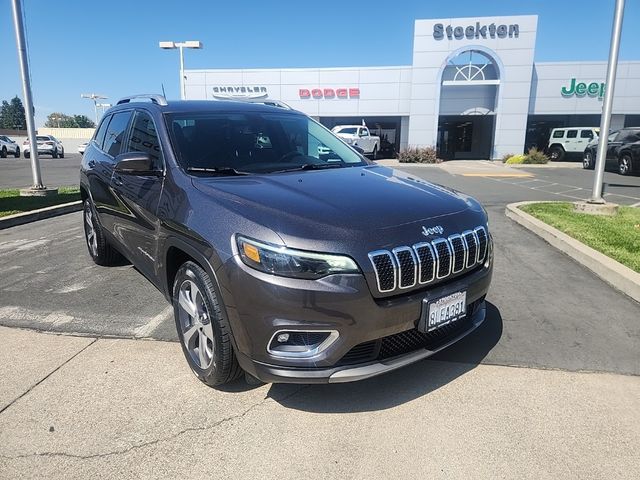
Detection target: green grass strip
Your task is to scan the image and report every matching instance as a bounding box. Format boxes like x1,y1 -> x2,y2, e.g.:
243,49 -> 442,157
520,202 -> 640,273
0,186 -> 81,218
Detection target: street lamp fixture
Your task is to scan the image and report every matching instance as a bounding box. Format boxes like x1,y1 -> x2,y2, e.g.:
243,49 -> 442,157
159,40 -> 203,100
81,93 -> 108,124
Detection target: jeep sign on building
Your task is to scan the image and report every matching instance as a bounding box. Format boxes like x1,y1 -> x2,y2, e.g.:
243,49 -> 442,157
184,15 -> 640,159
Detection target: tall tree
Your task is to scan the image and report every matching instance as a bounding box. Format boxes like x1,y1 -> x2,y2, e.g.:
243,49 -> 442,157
0,96 -> 26,129
45,112 -> 96,128
73,115 -> 95,128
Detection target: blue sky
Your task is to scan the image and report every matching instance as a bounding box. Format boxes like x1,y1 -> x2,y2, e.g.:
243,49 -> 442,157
1,0 -> 639,126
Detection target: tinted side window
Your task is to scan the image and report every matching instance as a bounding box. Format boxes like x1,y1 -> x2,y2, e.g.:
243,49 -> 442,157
566,130 -> 578,138
618,130 -> 640,143
94,116 -> 111,150
103,111 -> 133,157
552,130 -> 564,138
127,111 -> 163,169
580,130 -> 593,139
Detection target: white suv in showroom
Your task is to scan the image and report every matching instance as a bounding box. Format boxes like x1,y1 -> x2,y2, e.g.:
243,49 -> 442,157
23,135 -> 65,158
546,127 -> 599,161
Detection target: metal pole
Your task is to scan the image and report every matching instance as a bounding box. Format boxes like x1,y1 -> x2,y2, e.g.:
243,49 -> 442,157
179,45 -> 185,100
93,99 -> 98,125
11,0 -> 44,189
590,0 -> 625,204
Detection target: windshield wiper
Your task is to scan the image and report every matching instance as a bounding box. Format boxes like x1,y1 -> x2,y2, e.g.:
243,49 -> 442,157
186,166 -> 251,176
271,163 -> 344,174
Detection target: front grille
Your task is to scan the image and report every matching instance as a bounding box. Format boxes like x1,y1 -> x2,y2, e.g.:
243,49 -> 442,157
368,226 -> 488,294
336,298 -> 483,366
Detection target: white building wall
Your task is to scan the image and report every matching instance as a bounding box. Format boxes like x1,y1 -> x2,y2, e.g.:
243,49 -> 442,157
408,15 -> 538,159
185,66 -> 412,117
530,62 -> 640,115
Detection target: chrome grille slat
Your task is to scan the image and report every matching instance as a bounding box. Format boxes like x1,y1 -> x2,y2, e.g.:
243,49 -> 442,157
368,225 -> 488,294
392,247 -> 417,289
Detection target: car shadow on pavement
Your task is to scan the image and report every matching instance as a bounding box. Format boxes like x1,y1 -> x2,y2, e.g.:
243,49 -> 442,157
267,302 -> 503,413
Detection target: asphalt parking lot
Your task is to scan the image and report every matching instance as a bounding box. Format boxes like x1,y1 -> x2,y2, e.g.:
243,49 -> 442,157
1,160 -> 639,478
1,161 -> 639,374
0,153 -> 82,188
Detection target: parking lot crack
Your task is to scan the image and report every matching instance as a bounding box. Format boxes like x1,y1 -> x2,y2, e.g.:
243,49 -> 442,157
0,384 -> 308,462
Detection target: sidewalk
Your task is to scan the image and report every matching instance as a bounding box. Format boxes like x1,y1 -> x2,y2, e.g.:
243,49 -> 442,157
1,326 -> 639,479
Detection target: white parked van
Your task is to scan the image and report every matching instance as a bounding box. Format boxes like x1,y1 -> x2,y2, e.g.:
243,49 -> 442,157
546,127 -> 599,161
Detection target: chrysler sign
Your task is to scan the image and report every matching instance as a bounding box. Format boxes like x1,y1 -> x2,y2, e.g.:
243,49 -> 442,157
299,88 -> 360,99
212,86 -> 268,99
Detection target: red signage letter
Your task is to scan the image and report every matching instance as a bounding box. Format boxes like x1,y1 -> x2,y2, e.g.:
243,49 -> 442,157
336,88 -> 347,98
323,88 -> 335,98
311,89 -> 323,98
299,89 -> 310,98
349,88 -> 360,98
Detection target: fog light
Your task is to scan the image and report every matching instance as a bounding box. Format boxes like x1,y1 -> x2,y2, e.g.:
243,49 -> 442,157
277,333 -> 290,343
267,330 -> 339,358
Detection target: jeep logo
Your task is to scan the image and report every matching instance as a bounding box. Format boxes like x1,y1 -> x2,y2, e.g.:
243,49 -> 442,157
421,225 -> 444,237
561,78 -> 606,99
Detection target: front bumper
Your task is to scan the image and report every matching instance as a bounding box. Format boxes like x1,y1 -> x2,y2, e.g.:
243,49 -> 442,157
224,255 -> 493,384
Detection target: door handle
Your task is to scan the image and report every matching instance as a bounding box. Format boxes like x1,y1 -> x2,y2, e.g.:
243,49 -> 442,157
113,175 -> 123,187
87,159 -> 96,168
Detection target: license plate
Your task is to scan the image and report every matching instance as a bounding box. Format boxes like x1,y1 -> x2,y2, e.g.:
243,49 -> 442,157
425,291 -> 467,332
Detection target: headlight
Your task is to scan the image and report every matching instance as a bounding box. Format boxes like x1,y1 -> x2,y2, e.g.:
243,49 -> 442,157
236,236 -> 359,279
343,137 -> 353,144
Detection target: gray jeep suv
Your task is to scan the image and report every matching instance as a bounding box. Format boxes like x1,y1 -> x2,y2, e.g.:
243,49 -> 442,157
80,94 -> 493,386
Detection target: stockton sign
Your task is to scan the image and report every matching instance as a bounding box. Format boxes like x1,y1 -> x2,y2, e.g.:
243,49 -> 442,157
433,21 -> 519,40
211,86 -> 267,99
561,78 -> 606,99
299,87 -> 360,99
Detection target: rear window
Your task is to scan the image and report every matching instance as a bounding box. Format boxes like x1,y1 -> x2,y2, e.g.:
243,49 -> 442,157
103,111 -> 133,157
36,136 -> 50,141
580,130 -> 594,139
566,130 -> 578,138
552,130 -> 564,138
94,115 -> 111,150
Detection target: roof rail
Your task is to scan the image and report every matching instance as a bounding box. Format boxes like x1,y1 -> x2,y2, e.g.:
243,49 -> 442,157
116,94 -> 168,106
215,97 -> 292,110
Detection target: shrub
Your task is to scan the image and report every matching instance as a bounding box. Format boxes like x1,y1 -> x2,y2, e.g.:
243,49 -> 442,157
501,152 -> 515,163
523,147 -> 549,164
505,154 -> 526,164
398,146 -> 441,164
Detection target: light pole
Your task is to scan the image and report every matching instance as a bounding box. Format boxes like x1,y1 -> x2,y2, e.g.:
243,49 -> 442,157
81,93 -> 108,125
589,0 -> 626,204
96,103 -> 111,119
11,0 -> 43,190
159,40 -> 203,100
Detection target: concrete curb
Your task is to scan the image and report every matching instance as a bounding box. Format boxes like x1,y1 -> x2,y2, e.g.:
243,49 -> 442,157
0,200 -> 82,230
505,201 -> 640,303
491,161 -> 582,169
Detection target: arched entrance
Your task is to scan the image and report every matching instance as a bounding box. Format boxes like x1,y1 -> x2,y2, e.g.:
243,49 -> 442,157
437,49 -> 501,159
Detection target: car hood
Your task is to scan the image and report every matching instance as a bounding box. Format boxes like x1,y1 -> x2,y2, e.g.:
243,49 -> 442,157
191,165 -> 484,250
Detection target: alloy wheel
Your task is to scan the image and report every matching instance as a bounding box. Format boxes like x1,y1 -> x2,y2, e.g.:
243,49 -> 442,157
84,204 -> 98,257
177,280 -> 215,369
583,152 -> 592,169
619,156 -> 630,175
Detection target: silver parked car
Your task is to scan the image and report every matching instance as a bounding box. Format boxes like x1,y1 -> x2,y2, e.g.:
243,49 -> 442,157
23,135 -> 65,158
0,135 -> 21,158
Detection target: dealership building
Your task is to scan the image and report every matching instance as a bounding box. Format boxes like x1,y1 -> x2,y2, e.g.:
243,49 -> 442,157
184,15 -> 640,160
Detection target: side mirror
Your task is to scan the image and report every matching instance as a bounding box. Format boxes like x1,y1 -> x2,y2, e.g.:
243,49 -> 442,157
351,145 -> 365,154
114,152 -> 161,176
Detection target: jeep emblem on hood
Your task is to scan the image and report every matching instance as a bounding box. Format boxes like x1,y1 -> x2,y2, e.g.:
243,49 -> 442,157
422,225 -> 444,237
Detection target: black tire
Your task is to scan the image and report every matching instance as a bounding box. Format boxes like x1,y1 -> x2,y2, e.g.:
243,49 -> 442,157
83,198 -> 121,266
548,145 -> 565,162
24,151 -> 30,159
583,150 -> 594,169
618,153 -> 632,176
59,148 -> 64,158
14,147 -> 20,158
52,149 -> 58,159
371,145 -> 378,160
0,147 -> 6,158
173,261 -> 243,387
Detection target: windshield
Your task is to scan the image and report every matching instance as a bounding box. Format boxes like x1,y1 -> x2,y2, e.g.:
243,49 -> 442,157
333,127 -> 358,135
166,112 -> 367,175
